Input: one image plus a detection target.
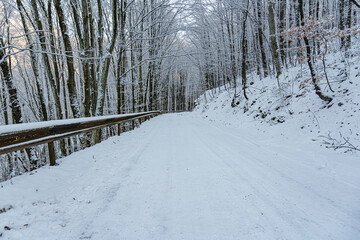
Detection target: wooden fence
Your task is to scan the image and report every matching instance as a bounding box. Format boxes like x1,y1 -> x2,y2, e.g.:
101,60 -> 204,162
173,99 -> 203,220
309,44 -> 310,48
0,111 -> 161,166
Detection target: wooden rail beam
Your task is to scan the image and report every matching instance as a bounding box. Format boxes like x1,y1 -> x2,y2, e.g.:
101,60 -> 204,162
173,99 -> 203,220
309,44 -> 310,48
0,111 -> 161,166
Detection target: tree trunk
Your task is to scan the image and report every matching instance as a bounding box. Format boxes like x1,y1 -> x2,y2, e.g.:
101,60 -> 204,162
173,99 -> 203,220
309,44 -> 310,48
298,0 -> 332,102
0,79 -> 9,124
94,0 -> 118,143
257,0 -> 268,77
279,0 -> 287,67
339,0 -> 346,49
53,0 -> 80,118
117,0 -> 127,115
345,0 -> 352,55
0,38 -> 22,124
241,0 -> 249,100
16,0 -> 48,121
95,0 -> 118,116
47,1 -> 67,156
268,2 -> 282,82
31,0 -> 63,120
81,0 -> 92,118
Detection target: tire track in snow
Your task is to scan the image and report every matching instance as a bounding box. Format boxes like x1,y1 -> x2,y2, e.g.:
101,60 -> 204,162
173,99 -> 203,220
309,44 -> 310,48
188,120 -> 300,239
76,118 -> 163,239
189,116 -> 360,240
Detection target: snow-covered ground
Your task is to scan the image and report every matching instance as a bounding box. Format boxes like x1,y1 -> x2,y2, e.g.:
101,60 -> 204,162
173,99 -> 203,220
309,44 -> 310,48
194,44 -> 360,154
1,113 -> 359,239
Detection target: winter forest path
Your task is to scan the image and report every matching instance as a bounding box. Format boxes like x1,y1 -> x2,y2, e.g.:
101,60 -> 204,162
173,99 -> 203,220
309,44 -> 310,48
0,113 -> 359,240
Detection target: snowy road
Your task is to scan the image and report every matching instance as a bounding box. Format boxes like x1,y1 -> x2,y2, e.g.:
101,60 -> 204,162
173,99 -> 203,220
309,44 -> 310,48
1,113 -> 360,239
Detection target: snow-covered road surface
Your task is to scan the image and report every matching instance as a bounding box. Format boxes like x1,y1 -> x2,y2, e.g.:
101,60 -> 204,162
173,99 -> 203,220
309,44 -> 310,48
1,113 -> 359,240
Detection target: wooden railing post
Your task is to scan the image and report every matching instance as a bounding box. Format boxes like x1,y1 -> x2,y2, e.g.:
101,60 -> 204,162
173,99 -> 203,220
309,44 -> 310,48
117,123 -> 121,136
48,141 -> 56,166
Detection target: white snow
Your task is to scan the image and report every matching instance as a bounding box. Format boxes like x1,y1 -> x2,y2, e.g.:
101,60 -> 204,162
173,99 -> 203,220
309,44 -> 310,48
1,113 -> 359,239
0,112 -> 158,135
194,43 -> 360,155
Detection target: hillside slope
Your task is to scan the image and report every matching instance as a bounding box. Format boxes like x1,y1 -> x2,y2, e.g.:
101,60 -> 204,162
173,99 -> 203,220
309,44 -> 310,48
194,42 -> 360,155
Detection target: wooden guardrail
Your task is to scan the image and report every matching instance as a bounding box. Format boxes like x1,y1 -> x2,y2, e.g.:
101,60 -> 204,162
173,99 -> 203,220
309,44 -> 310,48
0,111 -> 161,166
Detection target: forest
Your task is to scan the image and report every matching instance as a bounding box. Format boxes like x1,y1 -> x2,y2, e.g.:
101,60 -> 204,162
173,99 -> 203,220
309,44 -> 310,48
0,0 -> 359,180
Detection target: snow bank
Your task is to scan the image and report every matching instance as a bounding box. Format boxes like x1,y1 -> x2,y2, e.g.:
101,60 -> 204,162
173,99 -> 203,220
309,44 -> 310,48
194,41 -> 360,154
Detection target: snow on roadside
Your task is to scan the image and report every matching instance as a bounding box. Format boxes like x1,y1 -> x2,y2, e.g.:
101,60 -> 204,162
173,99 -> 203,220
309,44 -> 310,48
0,120 -> 156,239
194,42 -> 360,156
